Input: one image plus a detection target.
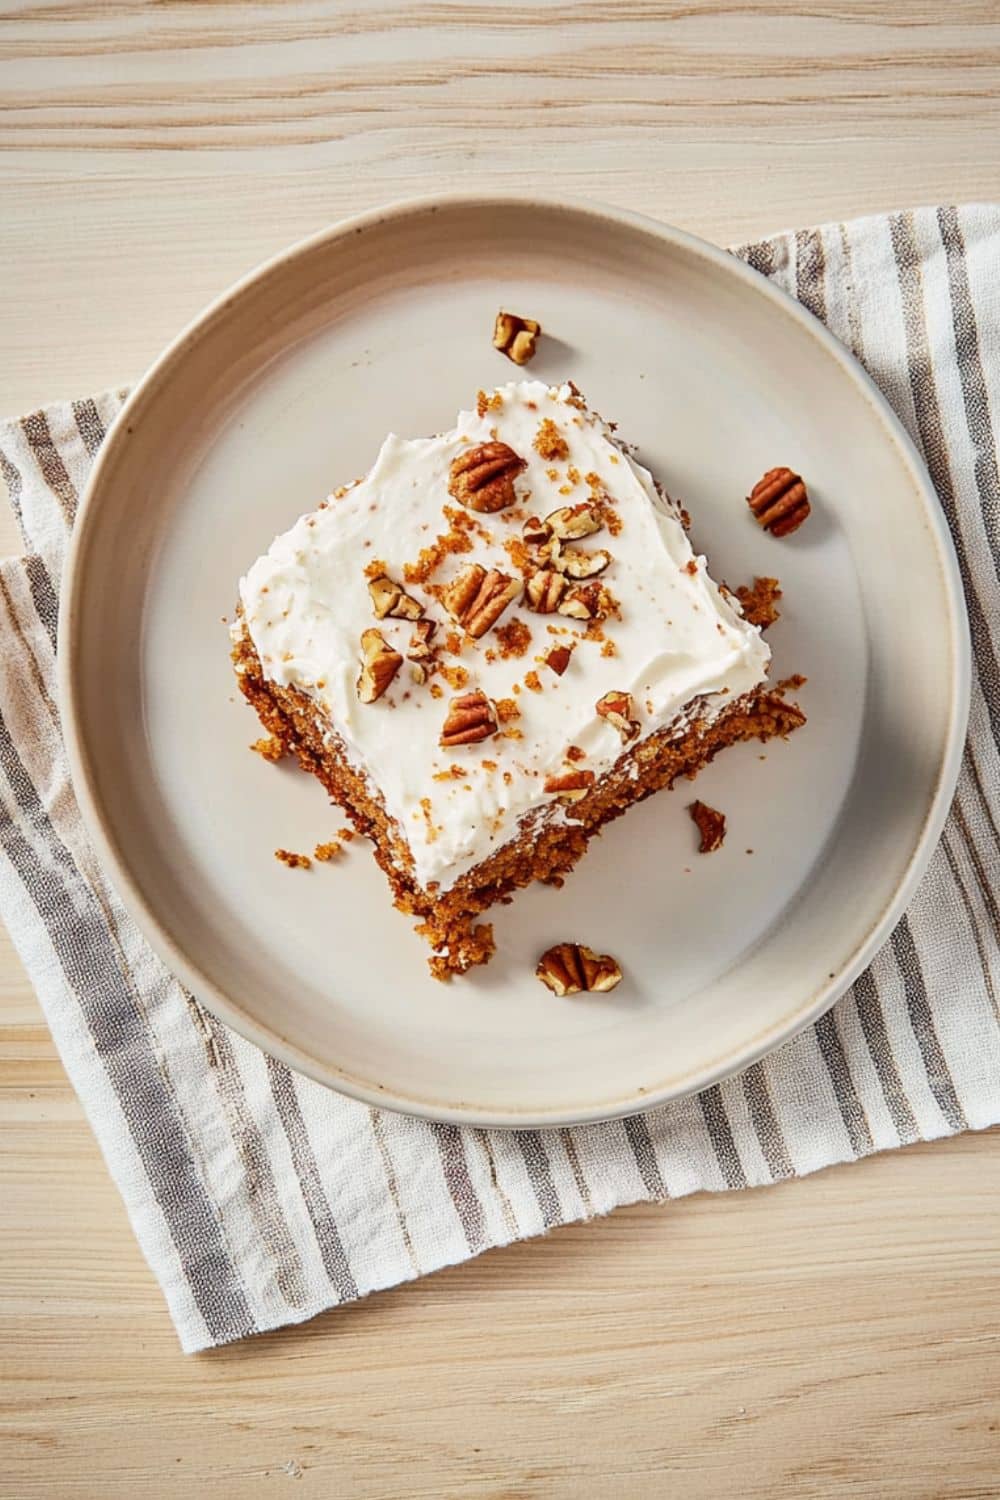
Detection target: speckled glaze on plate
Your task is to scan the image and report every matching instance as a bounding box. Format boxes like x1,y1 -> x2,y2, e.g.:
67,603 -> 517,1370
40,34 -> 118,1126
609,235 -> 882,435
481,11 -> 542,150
59,194 -> 969,1127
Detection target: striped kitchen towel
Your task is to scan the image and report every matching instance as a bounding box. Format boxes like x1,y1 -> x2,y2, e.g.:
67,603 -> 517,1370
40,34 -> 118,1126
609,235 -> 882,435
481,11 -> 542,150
1,204 -> 998,1353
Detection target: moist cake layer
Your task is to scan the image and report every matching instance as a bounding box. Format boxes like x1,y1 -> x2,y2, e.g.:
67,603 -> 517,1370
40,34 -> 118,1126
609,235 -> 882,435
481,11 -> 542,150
237,381 -> 771,893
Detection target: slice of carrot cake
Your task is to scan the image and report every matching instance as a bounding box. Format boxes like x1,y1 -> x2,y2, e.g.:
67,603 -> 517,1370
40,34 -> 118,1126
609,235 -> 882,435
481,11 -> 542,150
231,380 -> 804,978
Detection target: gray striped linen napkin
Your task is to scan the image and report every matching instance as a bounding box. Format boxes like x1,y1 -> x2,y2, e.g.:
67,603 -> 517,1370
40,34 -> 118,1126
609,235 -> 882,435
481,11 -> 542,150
1,204 -> 998,1354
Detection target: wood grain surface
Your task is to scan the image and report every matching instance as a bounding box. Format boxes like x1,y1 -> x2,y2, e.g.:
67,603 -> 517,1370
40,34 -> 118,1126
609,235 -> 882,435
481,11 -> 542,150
1,3 -> 999,1496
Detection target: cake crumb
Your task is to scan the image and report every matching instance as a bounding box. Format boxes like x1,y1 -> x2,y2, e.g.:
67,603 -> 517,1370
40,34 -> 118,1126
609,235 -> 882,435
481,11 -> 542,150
776,673 -> 807,694
503,536 -> 533,573
689,800 -> 726,854
735,576 -> 782,630
314,840 -> 342,861
441,663 -> 470,690
534,418 -> 569,461
364,557 -> 389,580
476,389 -> 504,418
684,559 -> 698,576
337,827 -> 356,842
600,638 -> 617,658
433,764 -> 467,781
275,848 -> 312,870
524,670 -> 543,693
496,697 -> 521,722
495,618 -> 532,657
251,734 -> 285,763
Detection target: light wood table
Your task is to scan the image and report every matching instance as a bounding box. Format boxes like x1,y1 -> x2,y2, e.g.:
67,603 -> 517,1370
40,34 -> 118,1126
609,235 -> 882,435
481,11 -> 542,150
2,5 -> 998,1496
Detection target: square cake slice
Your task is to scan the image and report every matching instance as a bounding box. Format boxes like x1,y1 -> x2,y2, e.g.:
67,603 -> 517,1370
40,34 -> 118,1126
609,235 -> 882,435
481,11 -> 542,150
232,380 -> 804,977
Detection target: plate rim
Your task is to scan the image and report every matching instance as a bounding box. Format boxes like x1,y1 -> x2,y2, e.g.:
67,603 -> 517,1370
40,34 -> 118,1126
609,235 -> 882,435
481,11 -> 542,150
58,190 -> 972,1128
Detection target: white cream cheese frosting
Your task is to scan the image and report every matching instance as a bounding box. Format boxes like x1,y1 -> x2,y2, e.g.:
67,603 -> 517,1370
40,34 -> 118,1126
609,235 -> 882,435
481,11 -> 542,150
238,381 -> 770,891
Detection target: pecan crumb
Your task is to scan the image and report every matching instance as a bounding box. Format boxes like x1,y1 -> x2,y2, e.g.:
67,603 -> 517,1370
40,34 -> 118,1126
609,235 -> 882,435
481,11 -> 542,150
566,744 -> 587,762
275,848 -> 311,870
689,800 -> 726,854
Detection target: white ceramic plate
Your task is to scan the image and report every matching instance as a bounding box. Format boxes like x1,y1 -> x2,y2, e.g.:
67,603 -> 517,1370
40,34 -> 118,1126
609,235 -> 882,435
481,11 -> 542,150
60,194 -> 969,1127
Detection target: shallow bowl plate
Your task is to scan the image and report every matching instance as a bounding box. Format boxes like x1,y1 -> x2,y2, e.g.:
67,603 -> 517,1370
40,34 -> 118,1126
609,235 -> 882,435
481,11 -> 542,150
60,194 -> 969,1127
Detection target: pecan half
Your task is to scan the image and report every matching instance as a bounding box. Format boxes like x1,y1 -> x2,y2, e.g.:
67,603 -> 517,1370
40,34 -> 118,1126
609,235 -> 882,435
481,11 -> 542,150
747,467 -> 810,538
407,619 -> 438,661
689,800 -> 726,853
536,942 -> 623,997
357,628 -> 402,703
543,643 -> 575,676
525,568 -> 568,614
493,310 -> 541,365
443,563 -> 521,638
448,441 -> 526,514
440,690 -> 498,747
368,572 -> 424,621
596,690 -> 640,742
543,767 -> 595,801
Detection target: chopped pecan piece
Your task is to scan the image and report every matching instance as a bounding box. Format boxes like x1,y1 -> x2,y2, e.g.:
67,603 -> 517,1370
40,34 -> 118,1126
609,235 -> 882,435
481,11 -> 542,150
689,800 -> 726,853
443,563 -> 521,638
747,467 -> 810,538
543,643 -> 574,676
558,581 -> 605,620
448,441 -> 526,514
596,690 -> 640,742
559,545 -> 611,579
356,628 -> 402,703
493,310 -> 540,365
544,502 -> 602,541
536,942 -> 623,997
543,767 -> 595,801
440,690 -> 498,747
367,572 -> 424,621
525,568 -> 568,613
522,514 -> 550,547
407,618 -> 438,661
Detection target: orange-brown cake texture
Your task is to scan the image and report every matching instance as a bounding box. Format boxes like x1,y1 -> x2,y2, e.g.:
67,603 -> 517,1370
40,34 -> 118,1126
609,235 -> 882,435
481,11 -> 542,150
232,381 -> 805,977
